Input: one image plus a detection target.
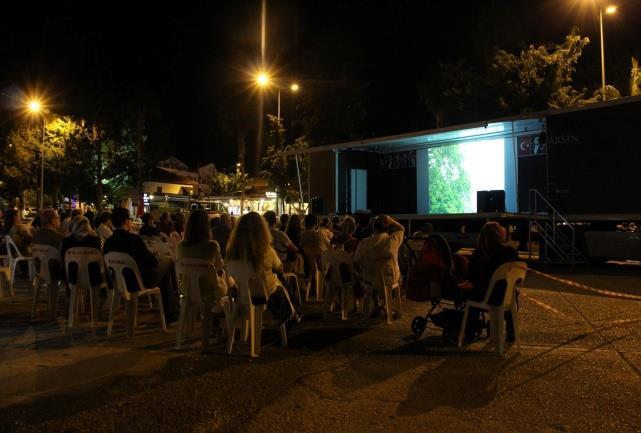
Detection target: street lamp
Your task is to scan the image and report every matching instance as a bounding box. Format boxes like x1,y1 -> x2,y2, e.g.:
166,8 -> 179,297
598,3 -> 617,100
255,72 -> 300,120
27,99 -> 47,210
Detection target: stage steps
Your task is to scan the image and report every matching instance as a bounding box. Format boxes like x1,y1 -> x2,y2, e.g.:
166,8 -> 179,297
528,189 -> 588,267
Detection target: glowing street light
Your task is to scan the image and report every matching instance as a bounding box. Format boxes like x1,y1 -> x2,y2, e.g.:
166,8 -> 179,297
290,83 -> 299,92
26,98 -> 47,209
597,3 -> 618,100
256,72 -> 269,87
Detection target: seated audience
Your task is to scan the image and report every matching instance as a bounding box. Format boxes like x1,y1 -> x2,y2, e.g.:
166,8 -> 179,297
458,221 -> 519,339
61,215 -> 104,286
3,208 -> 33,256
95,211 -> 113,240
226,212 -> 295,323
32,209 -> 64,249
335,216 -> 360,254
263,211 -> 298,262
279,213 -> 290,232
353,215 -> 405,317
176,209 -> 226,303
156,212 -> 173,236
212,213 -> 232,259
104,208 -> 178,323
139,213 -> 162,238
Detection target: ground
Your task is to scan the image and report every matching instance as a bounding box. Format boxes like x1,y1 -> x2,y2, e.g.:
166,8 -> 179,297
1,266 -> 641,433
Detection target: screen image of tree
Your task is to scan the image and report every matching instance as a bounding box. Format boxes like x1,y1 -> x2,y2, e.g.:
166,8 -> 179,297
427,139 -> 505,213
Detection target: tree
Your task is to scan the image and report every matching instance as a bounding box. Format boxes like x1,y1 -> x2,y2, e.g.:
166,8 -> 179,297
493,28 -> 590,111
631,57 -> 641,96
427,145 -> 471,214
260,115 -> 309,210
207,169 -> 248,196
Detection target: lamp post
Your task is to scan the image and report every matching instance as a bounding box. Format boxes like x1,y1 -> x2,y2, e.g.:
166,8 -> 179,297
27,100 -> 47,210
598,4 -> 617,100
255,73 -> 304,211
255,72 -> 299,121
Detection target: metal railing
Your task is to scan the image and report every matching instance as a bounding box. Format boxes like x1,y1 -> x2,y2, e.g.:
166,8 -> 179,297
528,189 -> 585,267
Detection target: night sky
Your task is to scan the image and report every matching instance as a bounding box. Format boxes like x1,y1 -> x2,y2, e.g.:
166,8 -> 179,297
1,0 -> 639,170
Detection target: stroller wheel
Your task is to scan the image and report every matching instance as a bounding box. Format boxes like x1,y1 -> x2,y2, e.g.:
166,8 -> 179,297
411,316 -> 427,336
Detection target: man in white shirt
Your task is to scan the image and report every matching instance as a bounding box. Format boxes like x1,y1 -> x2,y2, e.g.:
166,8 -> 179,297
353,215 -> 405,317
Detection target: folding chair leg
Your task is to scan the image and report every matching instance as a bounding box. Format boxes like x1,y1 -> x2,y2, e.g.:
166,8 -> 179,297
249,305 -> 262,358
175,299 -> 189,350
9,262 -> 17,300
88,287 -> 95,329
280,322 -> 288,348
107,291 -> 120,337
132,295 -> 139,329
395,286 -> 403,319
511,304 -> 521,352
341,284 -> 349,321
125,299 -> 136,338
31,279 -> 41,318
383,284 -> 392,324
156,293 -> 167,332
224,300 -> 235,354
315,270 -> 323,302
67,287 -> 78,328
458,306 -> 470,347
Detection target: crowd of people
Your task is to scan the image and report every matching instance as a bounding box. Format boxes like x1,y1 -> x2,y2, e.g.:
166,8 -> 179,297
1,205 -> 521,346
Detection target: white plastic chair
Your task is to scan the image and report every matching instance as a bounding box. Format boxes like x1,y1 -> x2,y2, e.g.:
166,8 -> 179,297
321,250 -> 354,320
226,261 -> 288,358
31,244 -> 64,318
65,247 -> 109,328
104,252 -> 167,337
457,261 -> 527,355
359,262 -> 402,324
303,250 -> 324,302
5,235 -> 35,299
174,257 -> 233,351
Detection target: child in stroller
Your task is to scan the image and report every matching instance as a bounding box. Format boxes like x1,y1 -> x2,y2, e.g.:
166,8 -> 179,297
406,234 -> 485,344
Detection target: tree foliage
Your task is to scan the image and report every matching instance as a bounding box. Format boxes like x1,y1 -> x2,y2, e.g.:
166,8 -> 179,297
493,28 -> 590,111
260,115 -> 309,205
428,144 -> 471,214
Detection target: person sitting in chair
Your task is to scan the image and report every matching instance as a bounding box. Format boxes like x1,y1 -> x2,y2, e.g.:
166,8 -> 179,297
104,208 -> 178,323
458,221 -> 519,340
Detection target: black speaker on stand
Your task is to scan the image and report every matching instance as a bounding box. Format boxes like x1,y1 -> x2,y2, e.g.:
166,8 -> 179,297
489,190 -> 506,212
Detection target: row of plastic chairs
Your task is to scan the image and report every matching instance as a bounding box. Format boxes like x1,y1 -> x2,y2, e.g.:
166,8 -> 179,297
304,249 -> 403,324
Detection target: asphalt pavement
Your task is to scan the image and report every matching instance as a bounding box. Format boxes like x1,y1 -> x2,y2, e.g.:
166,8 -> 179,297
1,266 -> 641,433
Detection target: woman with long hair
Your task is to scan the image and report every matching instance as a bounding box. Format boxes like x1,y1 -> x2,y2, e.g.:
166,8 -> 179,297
176,209 -> 224,273
226,212 -> 295,322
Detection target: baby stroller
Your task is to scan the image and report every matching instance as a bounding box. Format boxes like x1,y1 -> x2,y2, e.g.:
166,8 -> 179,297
406,234 -> 485,344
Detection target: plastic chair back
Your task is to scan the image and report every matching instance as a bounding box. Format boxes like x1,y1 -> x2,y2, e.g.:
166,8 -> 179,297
104,252 -> 146,300
226,260 -> 265,306
482,261 -> 528,307
32,244 -> 62,285
65,247 -> 106,289
175,257 -> 221,303
5,235 -> 25,261
321,249 -> 353,287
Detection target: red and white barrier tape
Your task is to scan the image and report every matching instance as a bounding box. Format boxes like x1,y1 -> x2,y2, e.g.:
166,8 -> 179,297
528,268 -> 641,301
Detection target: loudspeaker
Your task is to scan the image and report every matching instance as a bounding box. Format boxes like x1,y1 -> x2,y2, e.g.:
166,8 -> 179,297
489,190 -> 506,212
477,190 -> 506,212
311,197 -> 325,215
477,191 -> 491,213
